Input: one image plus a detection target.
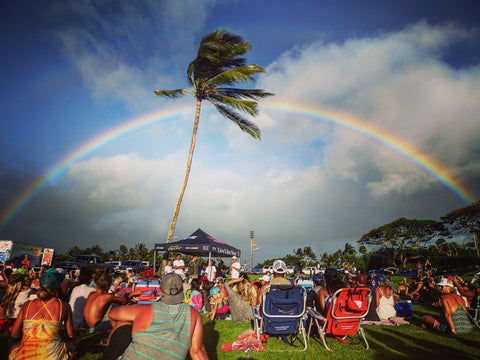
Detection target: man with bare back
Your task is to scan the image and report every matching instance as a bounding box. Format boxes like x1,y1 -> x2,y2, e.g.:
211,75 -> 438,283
84,273 -> 128,332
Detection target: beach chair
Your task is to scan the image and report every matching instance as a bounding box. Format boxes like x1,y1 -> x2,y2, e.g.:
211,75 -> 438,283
307,287 -> 372,351
253,284 -> 308,351
134,277 -> 161,304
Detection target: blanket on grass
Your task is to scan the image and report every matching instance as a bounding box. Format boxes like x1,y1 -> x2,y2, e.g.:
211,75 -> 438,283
363,317 -> 410,325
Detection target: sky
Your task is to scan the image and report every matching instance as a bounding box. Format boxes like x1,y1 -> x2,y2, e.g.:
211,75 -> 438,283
1,0 -> 480,265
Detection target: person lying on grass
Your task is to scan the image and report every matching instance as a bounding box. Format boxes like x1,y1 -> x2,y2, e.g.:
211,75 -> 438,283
422,278 -> 473,336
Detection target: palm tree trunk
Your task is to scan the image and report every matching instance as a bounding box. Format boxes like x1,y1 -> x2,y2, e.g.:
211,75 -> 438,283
166,98 -> 202,243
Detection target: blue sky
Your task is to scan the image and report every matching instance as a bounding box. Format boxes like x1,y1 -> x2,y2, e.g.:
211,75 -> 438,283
1,1 -> 479,264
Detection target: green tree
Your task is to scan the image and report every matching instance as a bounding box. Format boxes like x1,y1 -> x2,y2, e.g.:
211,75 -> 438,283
119,245 -> 128,262
134,243 -> 149,260
154,29 -> 273,243
358,217 -> 449,269
68,246 -> 81,256
441,200 -> 480,256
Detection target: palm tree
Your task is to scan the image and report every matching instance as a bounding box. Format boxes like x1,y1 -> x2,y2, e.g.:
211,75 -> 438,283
154,29 -> 273,243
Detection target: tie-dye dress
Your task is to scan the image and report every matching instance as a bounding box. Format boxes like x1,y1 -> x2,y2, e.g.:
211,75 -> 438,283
9,298 -> 76,360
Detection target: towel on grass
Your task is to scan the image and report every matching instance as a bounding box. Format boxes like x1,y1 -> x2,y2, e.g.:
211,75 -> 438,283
220,330 -> 265,352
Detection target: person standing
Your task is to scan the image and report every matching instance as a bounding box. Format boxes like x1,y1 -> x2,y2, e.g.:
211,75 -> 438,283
188,256 -> 200,279
229,256 -> 241,280
173,254 -> 185,280
104,273 -> 209,360
164,259 -> 173,275
205,260 -> 216,283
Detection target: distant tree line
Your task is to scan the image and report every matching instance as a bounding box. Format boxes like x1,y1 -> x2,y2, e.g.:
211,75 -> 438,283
259,200 -> 480,273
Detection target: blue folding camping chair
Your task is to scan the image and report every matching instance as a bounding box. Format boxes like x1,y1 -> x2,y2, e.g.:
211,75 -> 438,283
253,284 -> 308,351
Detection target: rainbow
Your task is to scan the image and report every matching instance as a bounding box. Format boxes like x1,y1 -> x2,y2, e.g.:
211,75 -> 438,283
0,101 -> 474,231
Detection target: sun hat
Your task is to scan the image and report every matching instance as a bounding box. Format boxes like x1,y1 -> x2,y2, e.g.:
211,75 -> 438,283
272,260 -> 287,274
160,273 -> 184,305
260,275 -> 271,282
40,268 -> 65,289
437,278 -> 454,288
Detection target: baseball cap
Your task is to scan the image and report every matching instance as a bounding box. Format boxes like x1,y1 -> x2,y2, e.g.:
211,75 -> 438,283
375,274 -> 386,283
313,273 -> 324,283
437,278 -> 454,288
232,256 -> 237,260
160,273 -> 184,305
272,260 -> 287,274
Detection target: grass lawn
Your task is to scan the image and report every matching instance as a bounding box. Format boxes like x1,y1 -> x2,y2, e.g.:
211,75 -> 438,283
1,303 -> 479,360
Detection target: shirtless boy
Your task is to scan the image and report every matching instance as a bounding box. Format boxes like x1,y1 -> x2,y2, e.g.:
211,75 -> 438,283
84,274 -> 128,332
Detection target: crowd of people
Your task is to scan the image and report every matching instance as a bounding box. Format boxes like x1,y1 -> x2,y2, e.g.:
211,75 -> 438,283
1,255 -> 479,359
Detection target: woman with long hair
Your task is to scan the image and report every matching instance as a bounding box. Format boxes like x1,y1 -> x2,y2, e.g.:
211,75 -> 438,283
225,275 -> 258,323
316,268 -> 346,315
9,268 -> 78,359
2,273 -> 36,320
375,274 -> 396,320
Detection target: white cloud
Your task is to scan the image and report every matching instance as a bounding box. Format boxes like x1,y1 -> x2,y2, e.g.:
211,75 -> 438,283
6,22 -> 480,262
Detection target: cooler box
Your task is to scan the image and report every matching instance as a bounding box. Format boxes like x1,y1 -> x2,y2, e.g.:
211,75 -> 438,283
395,300 -> 412,318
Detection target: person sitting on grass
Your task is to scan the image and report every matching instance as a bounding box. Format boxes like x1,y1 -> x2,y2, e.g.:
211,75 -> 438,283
452,275 -> 479,309
200,278 -> 211,313
9,268 -> 79,360
407,276 -> 423,301
185,278 -> 203,312
395,278 -> 409,300
84,273 -> 128,333
225,274 -> 258,323
103,273 -> 209,360
375,274 -> 396,320
205,278 -> 229,321
422,278 -> 473,336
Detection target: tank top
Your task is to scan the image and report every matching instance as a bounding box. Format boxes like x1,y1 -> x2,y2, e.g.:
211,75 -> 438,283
120,302 -> 192,360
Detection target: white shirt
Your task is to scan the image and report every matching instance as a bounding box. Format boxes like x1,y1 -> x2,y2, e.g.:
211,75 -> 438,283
173,259 -> 185,277
231,261 -> 241,279
69,284 -> 96,328
164,265 -> 173,275
206,265 -> 216,282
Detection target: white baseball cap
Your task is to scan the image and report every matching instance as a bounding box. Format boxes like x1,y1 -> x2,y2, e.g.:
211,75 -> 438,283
272,259 -> 287,274
232,256 -> 237,260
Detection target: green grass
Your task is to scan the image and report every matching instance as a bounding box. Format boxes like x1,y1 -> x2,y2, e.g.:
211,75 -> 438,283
2,303 -> 479,360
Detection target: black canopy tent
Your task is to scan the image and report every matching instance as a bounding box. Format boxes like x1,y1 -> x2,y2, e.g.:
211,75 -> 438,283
153,229 -> 241,271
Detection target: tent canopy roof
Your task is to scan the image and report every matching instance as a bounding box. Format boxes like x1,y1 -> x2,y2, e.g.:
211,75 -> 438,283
154,228 -> 240,258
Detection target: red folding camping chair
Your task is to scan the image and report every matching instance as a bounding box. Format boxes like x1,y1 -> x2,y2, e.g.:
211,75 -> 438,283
307,287 -> 372,351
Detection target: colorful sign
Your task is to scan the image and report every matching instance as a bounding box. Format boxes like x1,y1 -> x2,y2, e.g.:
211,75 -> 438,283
41,248 -> 55,266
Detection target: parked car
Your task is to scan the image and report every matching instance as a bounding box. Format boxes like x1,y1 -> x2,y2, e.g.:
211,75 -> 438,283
115,260 -> 149,274
57,255 -> 106,271
286,266 -> 295,275
302,266 -> 322,276
262,265 -> 273,274
252,266 -> 263,274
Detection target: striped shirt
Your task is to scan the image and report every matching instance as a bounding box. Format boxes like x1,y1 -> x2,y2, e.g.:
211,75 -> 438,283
120,302 -> 192,360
